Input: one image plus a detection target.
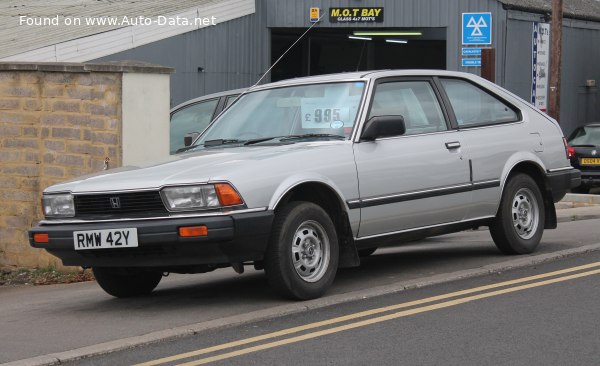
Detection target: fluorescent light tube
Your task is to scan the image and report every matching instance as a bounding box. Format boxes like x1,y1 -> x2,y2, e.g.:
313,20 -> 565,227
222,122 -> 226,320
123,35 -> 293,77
353,31 -> 422,36
348,35 -> 372,41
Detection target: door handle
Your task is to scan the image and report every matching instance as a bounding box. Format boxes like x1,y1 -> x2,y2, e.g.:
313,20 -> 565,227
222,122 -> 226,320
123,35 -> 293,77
445,141 -> 461,149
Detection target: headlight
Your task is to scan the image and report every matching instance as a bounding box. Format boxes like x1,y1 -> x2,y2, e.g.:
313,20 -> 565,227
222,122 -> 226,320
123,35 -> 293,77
42,194 -> 75,217
161,184 -> 244,211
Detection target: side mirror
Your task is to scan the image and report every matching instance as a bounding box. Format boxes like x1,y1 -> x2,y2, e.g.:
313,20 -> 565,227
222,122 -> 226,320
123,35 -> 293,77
184,132 -> 200,147
360,115 -> 406,141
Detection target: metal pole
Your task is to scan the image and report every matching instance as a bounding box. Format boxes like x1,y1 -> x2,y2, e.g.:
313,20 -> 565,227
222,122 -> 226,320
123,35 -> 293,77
481,48 -> 496,83
549,0 -> 563,122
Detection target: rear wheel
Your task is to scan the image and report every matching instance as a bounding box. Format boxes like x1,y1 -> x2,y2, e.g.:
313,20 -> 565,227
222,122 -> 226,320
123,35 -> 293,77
92,267 -> 162,298
264,202 -> 339,300
490,174 -> 545,254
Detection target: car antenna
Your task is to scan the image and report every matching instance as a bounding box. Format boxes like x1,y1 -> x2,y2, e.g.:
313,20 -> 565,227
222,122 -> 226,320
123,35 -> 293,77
252,13 -> 325,88
356,40 -> 367,71
189,13 -> 325,148
230,12 -> 325,101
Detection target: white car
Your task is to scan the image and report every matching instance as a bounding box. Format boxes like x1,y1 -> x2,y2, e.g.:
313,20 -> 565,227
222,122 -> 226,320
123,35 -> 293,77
30,70 -> 580,300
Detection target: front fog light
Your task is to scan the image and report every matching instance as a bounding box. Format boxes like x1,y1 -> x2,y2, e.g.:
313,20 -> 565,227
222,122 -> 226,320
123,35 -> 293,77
42,194 -> 75,217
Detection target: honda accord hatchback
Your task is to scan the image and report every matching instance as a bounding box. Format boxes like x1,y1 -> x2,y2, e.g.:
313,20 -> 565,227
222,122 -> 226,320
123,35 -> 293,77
30,70 -> 580,300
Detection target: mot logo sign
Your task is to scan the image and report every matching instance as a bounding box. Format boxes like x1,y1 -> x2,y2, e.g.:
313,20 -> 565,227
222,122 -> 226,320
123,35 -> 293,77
462,12 -> 492,45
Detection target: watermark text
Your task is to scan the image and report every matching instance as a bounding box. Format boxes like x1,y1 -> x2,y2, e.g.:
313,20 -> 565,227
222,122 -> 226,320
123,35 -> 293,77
19,15 -> 217,27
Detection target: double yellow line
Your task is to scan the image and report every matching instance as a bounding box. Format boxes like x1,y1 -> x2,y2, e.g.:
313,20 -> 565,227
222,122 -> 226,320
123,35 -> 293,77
136,261 -> 600,366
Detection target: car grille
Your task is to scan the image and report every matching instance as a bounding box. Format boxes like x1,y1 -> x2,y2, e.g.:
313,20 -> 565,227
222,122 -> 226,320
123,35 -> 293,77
74,191 -> 168,218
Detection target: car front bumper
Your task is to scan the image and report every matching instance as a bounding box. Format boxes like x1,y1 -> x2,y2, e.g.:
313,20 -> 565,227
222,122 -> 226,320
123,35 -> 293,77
28,210 -> 274,268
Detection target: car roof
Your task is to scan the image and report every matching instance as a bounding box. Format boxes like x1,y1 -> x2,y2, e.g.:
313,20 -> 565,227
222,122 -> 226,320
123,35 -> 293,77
171,88 -> 247,112
171,70 -> 491,110
250,69 -> 482,90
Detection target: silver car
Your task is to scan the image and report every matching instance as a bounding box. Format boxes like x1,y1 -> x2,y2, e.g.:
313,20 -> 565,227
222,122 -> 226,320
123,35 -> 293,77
29,70 -> 580,300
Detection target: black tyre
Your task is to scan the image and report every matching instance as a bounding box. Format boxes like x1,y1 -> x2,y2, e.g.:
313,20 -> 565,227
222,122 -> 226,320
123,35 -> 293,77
92,267 -> 162,298
490,173 -> 545,254
358,247 -> 377,257
264,202 -> 339,300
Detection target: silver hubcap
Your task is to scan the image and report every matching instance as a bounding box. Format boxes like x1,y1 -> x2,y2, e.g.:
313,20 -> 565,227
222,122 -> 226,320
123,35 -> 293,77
511,188 -> 539,240
291,220 -> 330,283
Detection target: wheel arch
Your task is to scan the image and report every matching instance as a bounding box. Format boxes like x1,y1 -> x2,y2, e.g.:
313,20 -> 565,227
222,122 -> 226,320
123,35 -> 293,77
272,180 -> 360,268
498,157 -> 557,229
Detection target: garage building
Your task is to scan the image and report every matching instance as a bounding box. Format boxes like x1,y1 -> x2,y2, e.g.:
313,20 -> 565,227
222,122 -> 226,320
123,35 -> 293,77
2,0 -> 599,134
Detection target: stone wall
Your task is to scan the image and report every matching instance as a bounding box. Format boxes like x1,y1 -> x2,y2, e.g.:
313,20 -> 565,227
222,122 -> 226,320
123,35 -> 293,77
0,62 -> 172,270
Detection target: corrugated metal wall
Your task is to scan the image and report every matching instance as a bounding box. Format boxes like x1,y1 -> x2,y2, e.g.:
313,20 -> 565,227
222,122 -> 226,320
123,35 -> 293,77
94,1 -> 270,106
95,0 -> 510,106
93,0 -> 599,133
263,0 -> 508,73
504,10 -> 600,135
561,20 -> 600,134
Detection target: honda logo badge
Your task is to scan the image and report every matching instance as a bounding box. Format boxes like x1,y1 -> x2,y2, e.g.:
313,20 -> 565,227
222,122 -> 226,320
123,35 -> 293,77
109,197 -> 121,209
592,150 -> 597,156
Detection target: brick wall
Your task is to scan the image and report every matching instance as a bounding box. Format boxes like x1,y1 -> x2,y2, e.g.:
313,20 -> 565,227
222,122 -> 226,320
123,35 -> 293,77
0,62 -> 172,270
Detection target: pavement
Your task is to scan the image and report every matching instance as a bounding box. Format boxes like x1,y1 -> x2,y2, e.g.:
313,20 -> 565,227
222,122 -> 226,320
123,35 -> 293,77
1,193 -> 599,366
556,193 -> 600,222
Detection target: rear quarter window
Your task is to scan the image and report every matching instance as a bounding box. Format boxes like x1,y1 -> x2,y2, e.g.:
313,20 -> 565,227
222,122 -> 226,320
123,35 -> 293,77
440,78 -> 520,127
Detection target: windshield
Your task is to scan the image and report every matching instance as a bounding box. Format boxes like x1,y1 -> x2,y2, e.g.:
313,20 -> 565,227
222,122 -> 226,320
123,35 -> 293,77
568,126 -> 600,146
195,81 -> 365,146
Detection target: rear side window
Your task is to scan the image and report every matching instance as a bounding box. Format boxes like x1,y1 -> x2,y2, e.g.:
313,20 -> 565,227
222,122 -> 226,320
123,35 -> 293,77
225,95 -> 240,108
440,78 -> 519,127
369,81 -> 447,135
170,98 -> 219,154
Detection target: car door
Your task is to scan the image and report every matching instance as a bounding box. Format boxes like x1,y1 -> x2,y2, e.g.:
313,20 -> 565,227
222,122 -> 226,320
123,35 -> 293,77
437,77 -> 523,220
352,78 -> 472,238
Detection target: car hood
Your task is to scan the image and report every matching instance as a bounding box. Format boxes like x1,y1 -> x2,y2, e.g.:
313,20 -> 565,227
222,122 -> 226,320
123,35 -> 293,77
45,142 -> 348,193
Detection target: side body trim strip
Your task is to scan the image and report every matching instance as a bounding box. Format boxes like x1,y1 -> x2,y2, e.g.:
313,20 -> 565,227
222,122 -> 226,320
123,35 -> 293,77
346,179 -> 500,209
354,215 -> 495,241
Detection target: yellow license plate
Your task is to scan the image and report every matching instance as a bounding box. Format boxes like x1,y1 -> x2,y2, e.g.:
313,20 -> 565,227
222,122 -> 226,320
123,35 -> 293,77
580,158 -> 600,165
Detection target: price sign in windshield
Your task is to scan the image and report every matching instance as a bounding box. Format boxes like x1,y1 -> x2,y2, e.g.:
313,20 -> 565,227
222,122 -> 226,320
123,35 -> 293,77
301,102 -> 349,129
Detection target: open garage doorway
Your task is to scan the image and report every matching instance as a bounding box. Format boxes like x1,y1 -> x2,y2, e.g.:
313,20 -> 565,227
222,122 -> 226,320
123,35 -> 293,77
270,28 -> 446,82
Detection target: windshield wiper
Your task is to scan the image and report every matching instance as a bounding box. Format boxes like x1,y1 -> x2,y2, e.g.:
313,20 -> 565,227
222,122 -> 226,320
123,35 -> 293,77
280,134 -> 346,141
202,137 -> 280,148
193,137 -> 279,149
243,137 -> 279,145
203,139 -> 244,147
188,134 -> 344,151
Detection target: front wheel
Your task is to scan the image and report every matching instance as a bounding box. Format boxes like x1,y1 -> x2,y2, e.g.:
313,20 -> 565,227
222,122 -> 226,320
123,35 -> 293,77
264,202 -> 339,300
92,267 -> 162,298
490,174 -> 545,254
